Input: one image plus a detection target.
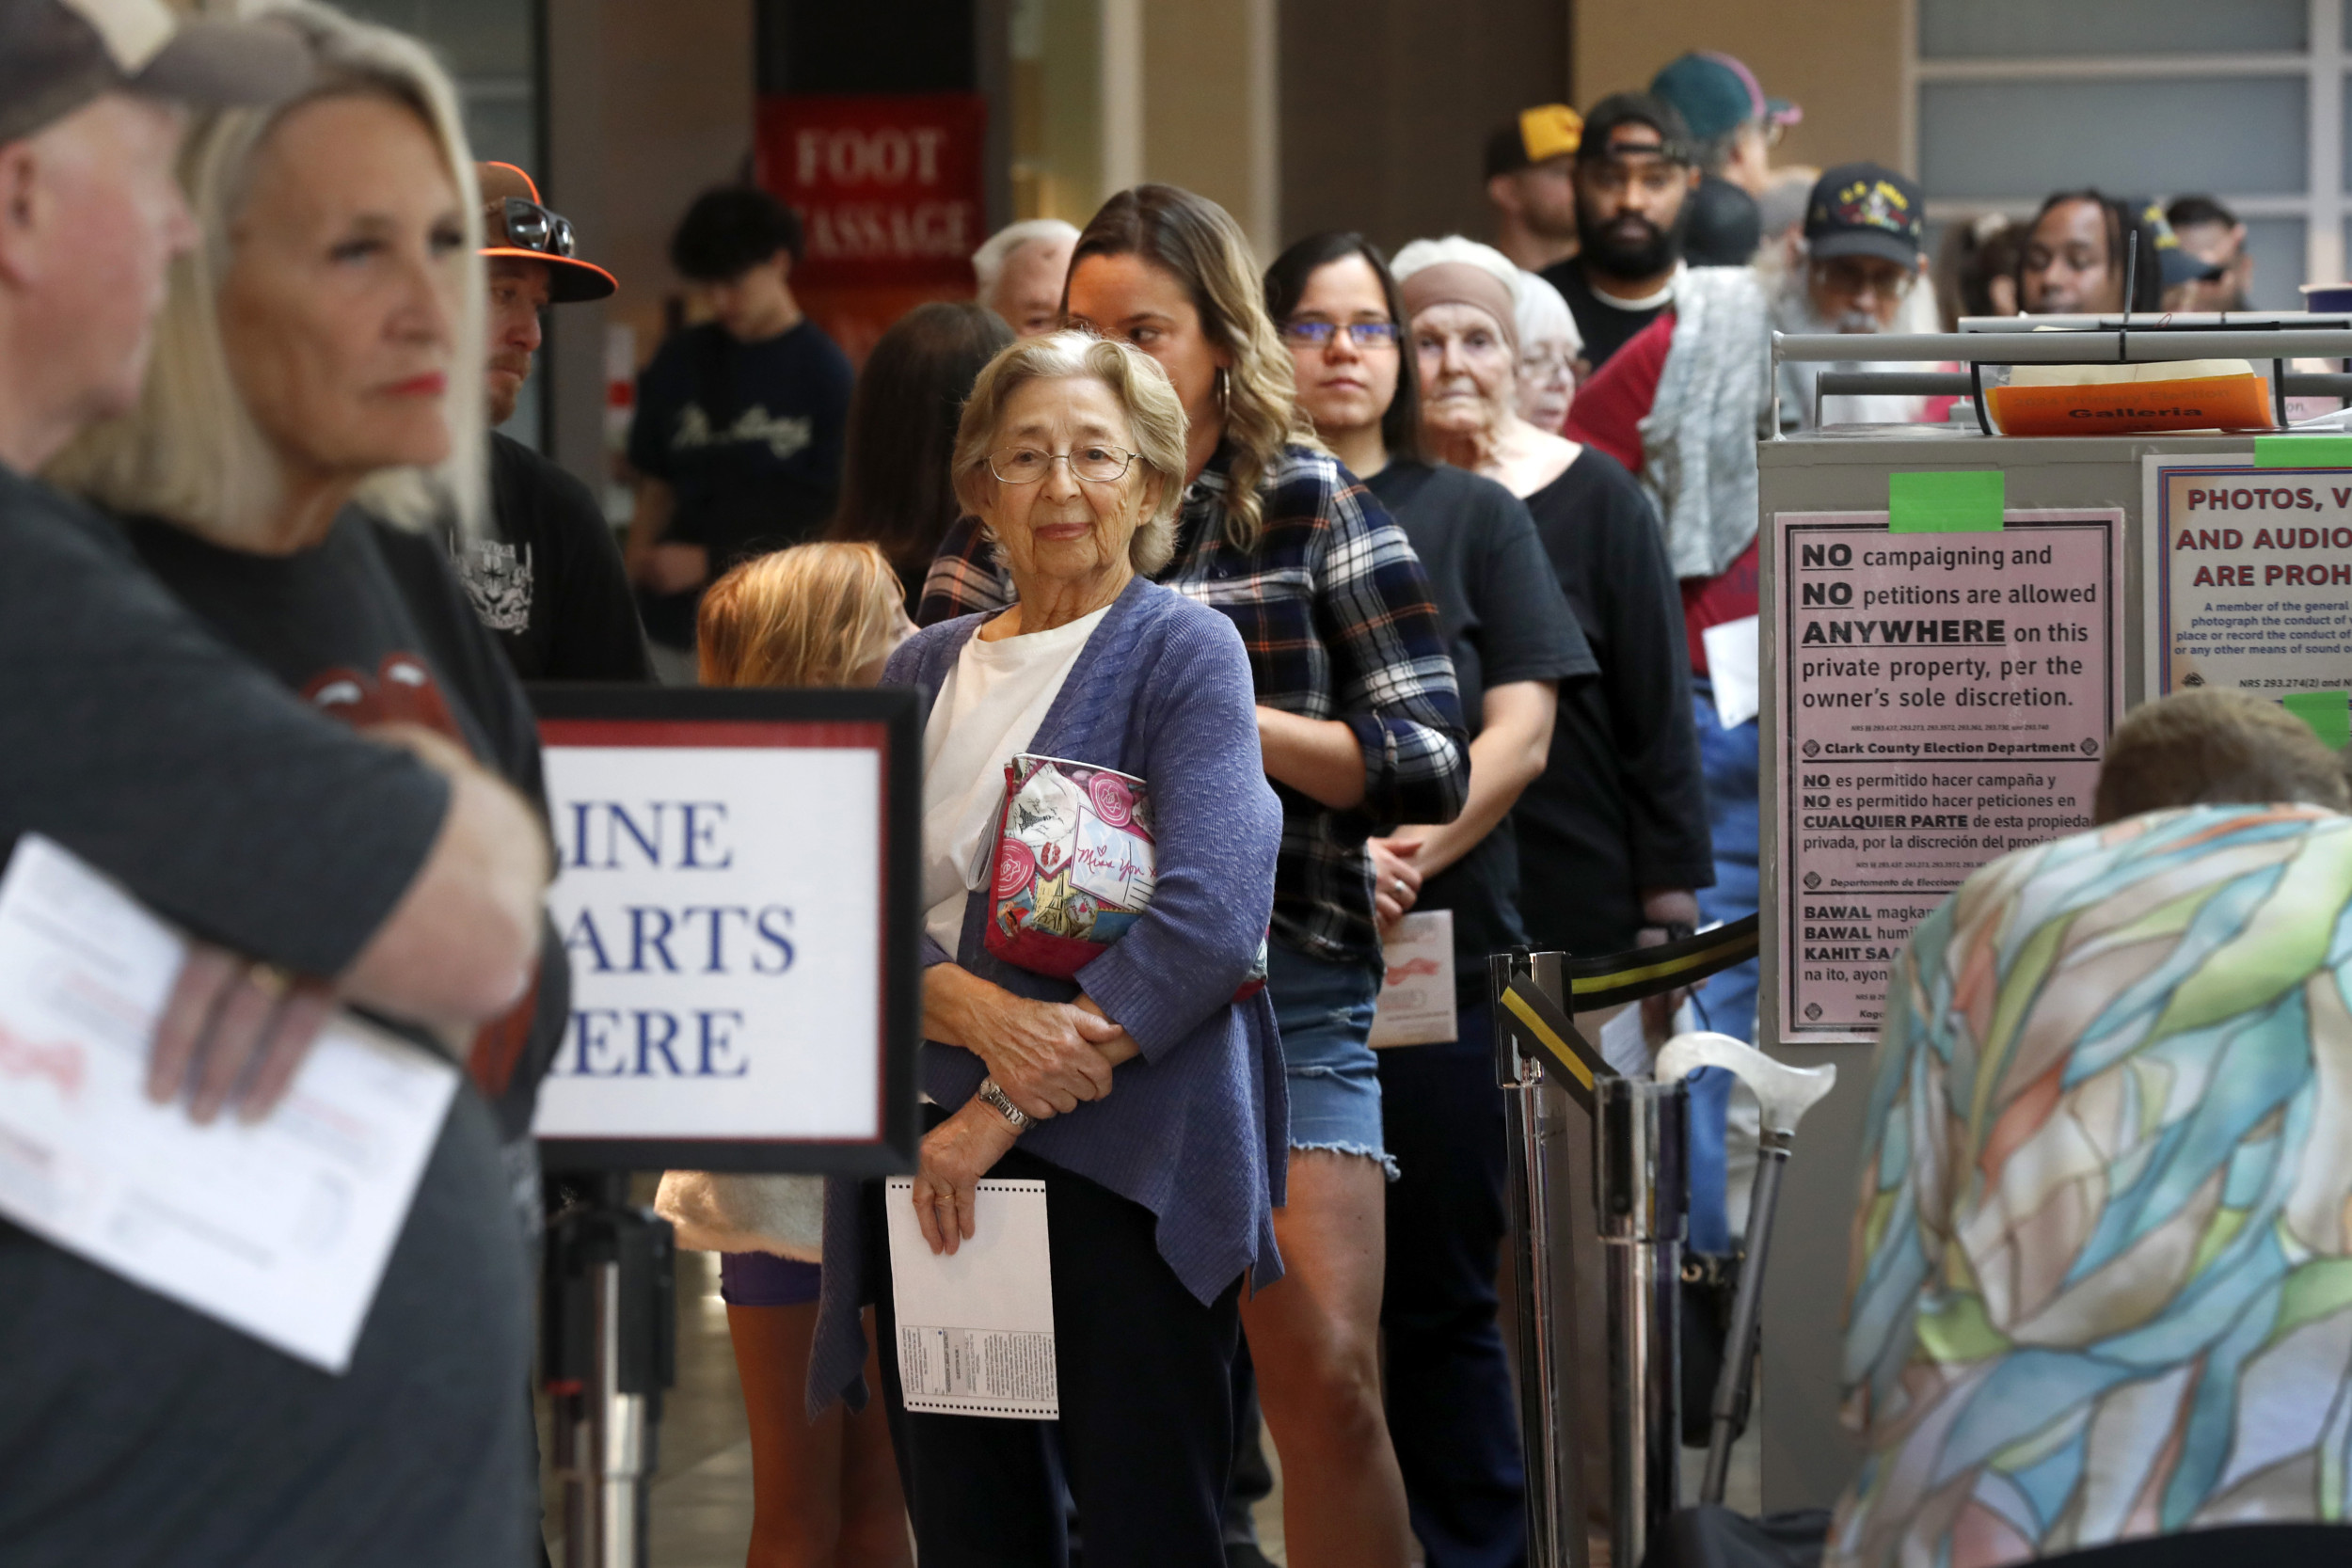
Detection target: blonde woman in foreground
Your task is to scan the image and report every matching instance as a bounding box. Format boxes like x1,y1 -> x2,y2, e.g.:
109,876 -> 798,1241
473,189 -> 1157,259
659,541 -> 914,1568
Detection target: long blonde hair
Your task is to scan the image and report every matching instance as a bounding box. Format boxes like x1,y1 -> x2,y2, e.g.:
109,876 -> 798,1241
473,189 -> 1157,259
697,542 -> 904,689
1069,185 -> 1312,554
45,1 -> 487,541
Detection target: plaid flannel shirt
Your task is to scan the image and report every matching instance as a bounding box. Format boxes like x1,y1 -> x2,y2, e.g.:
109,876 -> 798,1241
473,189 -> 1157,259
919,442 -> 1468,963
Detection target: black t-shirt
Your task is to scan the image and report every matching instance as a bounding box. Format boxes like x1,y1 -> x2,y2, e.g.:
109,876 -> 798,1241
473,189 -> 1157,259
1510,450 -> 1715,958
1365,460 -> 1594,994
125,511 -> 570,1142
1541,257 -> 1674,371
453,430 -> 654,682
0,469 -> 531,1567
627,318 -> 854,648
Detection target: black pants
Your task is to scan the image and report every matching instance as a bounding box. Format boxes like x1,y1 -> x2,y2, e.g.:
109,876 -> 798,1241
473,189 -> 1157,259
1378,1001 -> 1529,1568
865,1144 -> 1241,1568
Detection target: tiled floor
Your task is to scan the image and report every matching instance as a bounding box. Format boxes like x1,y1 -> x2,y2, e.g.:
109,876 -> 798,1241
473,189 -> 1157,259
542,1249 -> 1760,1568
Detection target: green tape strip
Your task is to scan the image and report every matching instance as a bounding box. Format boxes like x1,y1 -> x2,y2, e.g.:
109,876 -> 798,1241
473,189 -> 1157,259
2283,690 -> 2352,751
1888,470 -> 2004,532
2256,436 -> 2352,468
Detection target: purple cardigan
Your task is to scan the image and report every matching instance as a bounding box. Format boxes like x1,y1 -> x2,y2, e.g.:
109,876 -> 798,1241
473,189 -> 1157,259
809,574 -> 1288,1413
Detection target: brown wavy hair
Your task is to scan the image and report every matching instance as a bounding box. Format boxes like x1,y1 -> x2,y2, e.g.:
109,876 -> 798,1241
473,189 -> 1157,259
697,542 -> 902,688
1067,184 -> 1311,553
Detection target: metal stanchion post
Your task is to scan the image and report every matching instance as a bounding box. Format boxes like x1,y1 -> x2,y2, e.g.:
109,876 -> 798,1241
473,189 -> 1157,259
1596,1076 -> 1686,1568
1493,951 -> 1588,1568
546,1173 -> 676,1568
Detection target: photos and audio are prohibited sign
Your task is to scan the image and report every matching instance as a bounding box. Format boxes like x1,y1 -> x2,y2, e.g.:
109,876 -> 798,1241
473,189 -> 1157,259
1773,511 -> 2123,1042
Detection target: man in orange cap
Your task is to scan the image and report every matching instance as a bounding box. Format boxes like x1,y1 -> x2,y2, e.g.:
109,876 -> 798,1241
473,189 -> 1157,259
456,161 -> 651,681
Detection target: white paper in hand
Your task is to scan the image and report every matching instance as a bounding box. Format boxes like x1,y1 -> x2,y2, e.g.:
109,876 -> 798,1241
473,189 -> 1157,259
0,834 -> 459,1372
1701,614 -> 1761,730
885,1176 -> 1057,1418
1369,909 -> 1456,1046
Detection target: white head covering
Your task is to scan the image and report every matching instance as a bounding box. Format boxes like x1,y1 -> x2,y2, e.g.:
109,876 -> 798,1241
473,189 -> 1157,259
1514,268 -> 1581,355
1391,235 -> 1523,300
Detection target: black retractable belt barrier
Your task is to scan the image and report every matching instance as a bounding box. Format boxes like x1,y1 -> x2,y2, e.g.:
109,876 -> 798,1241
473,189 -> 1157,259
1492,918 -> 1761,1568
545,1174 -> 676,1568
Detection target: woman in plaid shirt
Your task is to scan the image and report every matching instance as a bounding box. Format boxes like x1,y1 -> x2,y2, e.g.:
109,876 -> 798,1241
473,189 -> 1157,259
921,185 -> 1467,1568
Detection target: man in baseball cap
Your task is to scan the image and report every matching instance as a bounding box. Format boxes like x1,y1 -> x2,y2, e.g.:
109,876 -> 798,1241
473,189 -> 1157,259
1535,91 -> 1700,369
458,160 -> 650,682
1485,103 -> 1583,273
1649,50 -> 1800,197
1773,164 -> 1932,428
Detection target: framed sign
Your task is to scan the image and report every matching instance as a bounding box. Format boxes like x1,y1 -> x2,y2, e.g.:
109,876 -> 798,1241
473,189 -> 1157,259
528,686 -> 920,1173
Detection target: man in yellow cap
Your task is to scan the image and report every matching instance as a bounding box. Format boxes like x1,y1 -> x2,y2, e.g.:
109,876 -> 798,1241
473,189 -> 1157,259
1485,103 -> 1582,273
458,161 -> 652,681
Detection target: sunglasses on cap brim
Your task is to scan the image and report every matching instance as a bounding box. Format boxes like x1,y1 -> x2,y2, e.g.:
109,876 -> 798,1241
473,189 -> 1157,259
498,197 -> 576,257
483,197 -> 619,301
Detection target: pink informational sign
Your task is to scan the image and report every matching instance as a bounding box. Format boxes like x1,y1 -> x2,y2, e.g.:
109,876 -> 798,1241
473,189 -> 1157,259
1772,510 -> 2124,1043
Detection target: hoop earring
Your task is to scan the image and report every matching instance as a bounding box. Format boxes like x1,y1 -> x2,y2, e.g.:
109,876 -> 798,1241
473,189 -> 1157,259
1216,366 -> 1231,420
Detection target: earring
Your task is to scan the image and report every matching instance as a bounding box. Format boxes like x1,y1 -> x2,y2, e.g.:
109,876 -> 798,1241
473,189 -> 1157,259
1216,366 -> 1231,420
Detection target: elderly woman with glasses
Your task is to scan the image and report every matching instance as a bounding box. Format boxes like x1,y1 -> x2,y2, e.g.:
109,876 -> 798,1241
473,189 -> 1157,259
811,330 -> 1286,1567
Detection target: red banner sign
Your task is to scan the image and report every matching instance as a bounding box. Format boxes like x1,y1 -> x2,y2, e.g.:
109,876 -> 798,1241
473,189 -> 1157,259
755,93 -> 988,291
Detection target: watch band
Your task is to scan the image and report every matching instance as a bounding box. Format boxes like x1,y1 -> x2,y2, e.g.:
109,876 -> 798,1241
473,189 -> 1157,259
976,1077 -> 1034,1133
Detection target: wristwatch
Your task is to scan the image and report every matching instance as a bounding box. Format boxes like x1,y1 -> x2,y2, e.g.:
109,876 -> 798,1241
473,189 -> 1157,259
976,1077 -> 1035,1133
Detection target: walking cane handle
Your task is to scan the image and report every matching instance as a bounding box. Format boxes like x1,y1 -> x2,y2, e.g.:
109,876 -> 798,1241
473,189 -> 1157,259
1654,1031 -> 1836,1141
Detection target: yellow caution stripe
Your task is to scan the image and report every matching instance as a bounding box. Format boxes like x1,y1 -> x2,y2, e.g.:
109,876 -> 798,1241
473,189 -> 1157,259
1561,915 -> 1759,1013
1500,976 -> 1610,1111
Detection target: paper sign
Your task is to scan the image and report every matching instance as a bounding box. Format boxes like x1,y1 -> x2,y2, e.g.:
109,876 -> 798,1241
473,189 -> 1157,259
1595,1004 -> 1650,1077
885,1176 -> 1057,1418
1773,512 -> 2123,1042
2284,690 -> 2352,750
1368,910 -> 1456,1046
1702,615 -> 1761,729
0,834 -> 459,1371
2255,436 -> 2352,467
2142,457 -> 2352,705
1888,471 -> 2003,533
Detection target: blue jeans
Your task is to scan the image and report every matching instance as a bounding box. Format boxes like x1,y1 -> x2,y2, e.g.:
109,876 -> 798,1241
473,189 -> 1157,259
1264,939 -> 1391,1174
1378,1003 -> 1526,1568
1687,679 -> 1760,1257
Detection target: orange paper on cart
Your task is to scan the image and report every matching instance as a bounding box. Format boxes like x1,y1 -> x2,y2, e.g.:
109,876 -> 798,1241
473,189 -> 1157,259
1985,360 -> 2273,436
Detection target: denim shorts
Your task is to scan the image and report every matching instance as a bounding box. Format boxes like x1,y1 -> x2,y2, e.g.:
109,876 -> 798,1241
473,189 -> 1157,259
1265,939 -> 1393,1177
719,1251 -> 823,1307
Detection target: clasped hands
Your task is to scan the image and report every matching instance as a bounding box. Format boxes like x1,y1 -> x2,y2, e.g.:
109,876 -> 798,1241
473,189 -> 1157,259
911,966 -> 1140,1255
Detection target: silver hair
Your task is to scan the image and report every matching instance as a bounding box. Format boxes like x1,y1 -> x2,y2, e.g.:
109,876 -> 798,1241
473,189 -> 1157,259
46,0 -> 487,543
1513,267 -> 1581,354
971,217 -> 1080,296
951,329 -> 1185,578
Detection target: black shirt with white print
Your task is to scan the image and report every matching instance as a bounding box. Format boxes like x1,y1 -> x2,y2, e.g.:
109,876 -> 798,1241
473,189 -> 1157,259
453,430 -> 655,682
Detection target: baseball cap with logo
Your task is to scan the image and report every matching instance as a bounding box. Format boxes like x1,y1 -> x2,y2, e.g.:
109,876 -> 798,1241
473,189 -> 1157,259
478,162 -> 617,303
0,0 -> 310,146
1484,103 -> 1583,179
1804,162 -> 1926,268
1651,51 -> 1802,146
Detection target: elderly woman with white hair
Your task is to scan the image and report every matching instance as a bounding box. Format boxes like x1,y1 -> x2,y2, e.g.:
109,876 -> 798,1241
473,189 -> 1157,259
810,329 -> 1286,1565
40,5 -> 561,1565
1515,265 -> 1584,433
972,215 -> 1080,338
1391,235 -> 1709,979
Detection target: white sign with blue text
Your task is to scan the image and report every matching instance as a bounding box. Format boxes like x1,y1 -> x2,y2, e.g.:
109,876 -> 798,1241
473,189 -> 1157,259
532,742 -> 884,1142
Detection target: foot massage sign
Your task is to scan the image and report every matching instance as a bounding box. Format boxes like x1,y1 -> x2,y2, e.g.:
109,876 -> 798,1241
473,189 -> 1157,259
1772,508 -> 2123,1043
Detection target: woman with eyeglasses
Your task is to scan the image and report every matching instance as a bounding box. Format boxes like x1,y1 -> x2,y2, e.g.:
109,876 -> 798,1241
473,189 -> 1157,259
811,331 -> 1287,1565
921,186 -> 1470,1568
1267,231 -> 1592,1568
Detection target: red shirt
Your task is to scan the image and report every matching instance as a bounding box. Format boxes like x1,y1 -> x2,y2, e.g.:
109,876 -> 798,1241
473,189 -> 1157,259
1563,310 -> 1758,677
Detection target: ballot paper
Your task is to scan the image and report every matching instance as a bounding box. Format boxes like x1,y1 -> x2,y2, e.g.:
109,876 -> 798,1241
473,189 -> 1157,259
0,834 -> 459,1372
885,1176 -> 1057,1418
1368,910 -> 1456,1046
1700,614 -> 1760,731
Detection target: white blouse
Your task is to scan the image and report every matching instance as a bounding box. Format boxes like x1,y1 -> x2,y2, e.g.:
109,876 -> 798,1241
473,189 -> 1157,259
919,607 -> 1110,955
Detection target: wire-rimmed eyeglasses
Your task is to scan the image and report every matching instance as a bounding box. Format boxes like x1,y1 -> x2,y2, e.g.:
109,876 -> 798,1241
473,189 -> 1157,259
988,444 -> 1138,484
